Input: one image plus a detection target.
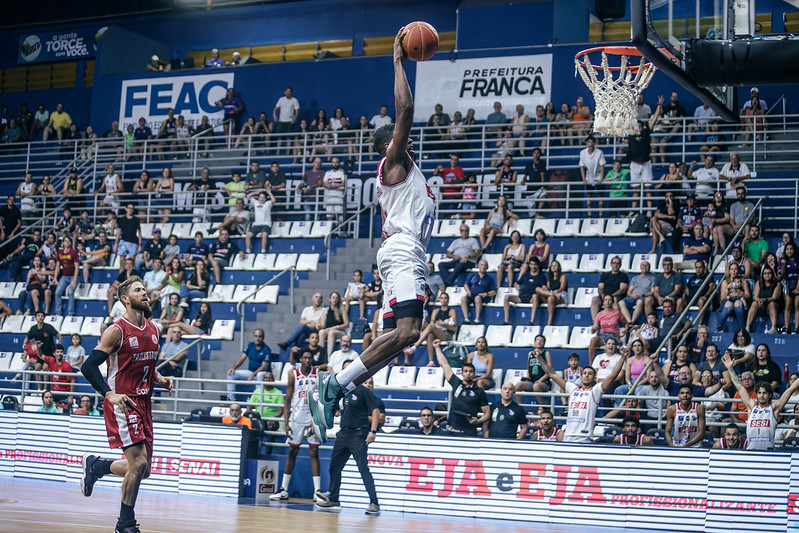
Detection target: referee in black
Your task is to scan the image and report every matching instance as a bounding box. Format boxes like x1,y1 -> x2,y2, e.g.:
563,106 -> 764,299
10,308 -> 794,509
316,361 -> 381,515
433,340 -> 489,436
484,381 -> 528,439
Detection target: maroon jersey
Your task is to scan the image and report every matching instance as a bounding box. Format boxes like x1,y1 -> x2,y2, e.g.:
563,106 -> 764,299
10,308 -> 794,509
106,317 -> 161,398
720,436 -> 746,449
43,355 -> 74,392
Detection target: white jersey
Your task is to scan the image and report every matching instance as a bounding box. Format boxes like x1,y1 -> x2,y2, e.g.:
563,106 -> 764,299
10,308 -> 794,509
673,401 -> 701,447
290,366 -> 318,422
566,367 -> 582,385
104,174 -> 120,194
746,404 -> 777,450
563,382 -> 603,442
376,157 -> 436,248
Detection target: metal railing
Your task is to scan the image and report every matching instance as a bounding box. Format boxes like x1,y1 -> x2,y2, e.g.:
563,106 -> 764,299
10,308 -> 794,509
323,202 -> 376,280
236,266 -> 296,353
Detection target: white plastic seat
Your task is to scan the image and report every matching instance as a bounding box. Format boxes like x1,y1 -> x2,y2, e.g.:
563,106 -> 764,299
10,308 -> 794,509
295,253 -> 319,272
482,253 -> 502,272
571,287 -> 599,308
430,253 -> 448,271
604,253 -> 631,272
209,320 -> 236,340
60,316 -> 83,335
190,222 -> 212,237
274,253 -> 298,271
9,282 -> 25,299
490,286 -> 518,307
503,369 -> 527,386
387,366 -> 417,388
487,368 -> 503,391
231,254 -> 255,270
0,315 -> 23,334
253,285 -> 279,304
510,325 -> 541,347
22,395 -> 44,412
280,363 -> 294,382
44,315 -> 63,331
110,255 -> 121,270
630,253 -> 658,273
457,324 -> 485,344
232,285 -> 258,302
485,325 -> 512,347
435,219 -> 461,238
444,286 -> 465,306
507,218 -> 532,237
579,219 -> 605,236
288,221 -> 312,238
0,282 -> 15,299
73,283 -> 91,300
270,221 -> 292,237
0,351 -> 14,371
578,253 -> 605,272
8,353 -> 26,372
603,218 -> 629,236
140,223 -> 156,240
415,367 -> 444,389
309,221 -> 333,237
80,316 -> 104,337
553,218 -> 579,237
20,315 -> 37,333
542,325 -> 569,348
88,283 -> 110,301
532,218 -> 557,236
465,218 -> 482,237
172,222 -> 194,239
371,366 -> 390,388
206,284 -> 236,302
556,253 -> 579,273
252,253 -> 276,271
565,326 -> 594,349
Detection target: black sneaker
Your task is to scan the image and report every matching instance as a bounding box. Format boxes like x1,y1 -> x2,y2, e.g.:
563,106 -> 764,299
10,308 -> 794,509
80,454 -> 100,497
115,520 -> 141,533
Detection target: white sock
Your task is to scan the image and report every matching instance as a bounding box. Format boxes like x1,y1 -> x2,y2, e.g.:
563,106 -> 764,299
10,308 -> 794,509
313,476 -> 321,492
281,473 -> 291,491
336,356 -> 367,389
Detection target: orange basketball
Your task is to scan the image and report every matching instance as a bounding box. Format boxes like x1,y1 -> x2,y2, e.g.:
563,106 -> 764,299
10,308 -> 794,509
401,21 -> 439,62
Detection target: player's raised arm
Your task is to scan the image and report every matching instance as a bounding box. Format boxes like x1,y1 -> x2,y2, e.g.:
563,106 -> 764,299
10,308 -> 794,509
383,26 -> 413,183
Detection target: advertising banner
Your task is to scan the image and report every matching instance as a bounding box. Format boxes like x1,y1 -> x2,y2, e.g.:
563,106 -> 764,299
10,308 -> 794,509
118,73 -> 234,133
18,29 -> 100,64
254,460 -> 280,500
413,54 -> 553,122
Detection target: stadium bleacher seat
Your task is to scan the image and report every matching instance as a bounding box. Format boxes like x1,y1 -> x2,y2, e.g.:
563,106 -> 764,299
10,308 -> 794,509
556,253 -> 579,272
309,221 -> 333,237
492,286 -> 518,306
457,324 -> 485,344
503,369 -> 526,386
190,222 -> 211,237
565,326 -> 593,349
110,255 -> 121,270
232,285 -> 258,302
44,315 -> 63,331
430,253 -> 448,271
209,319 -> 236,340
542,325 -> 569,348
630,253 -> 658,273
22,394 -> 43,412
172,222 -> 194,239
10,282 -> 26,300
20,316 -> 36,332
270,221 -> 292,237
295,253 -> 319,272
60,317 -> 83,335
280,362 -> 293,382
274,253 -> 298,271
604,253 -> 631,272
554,218 -> 579,237
485,325 -> 512,347
445,286 -> 465,306
289,221 -> 313,238
73,283 -> 91,300
465,218 -> 482,237
487,368 -> 503,391
510,325 -> 540,346
507,218 -> 532,236
435,219 -> 461,238
88,283 -> 110,300
231,254 -> 255,270
9,353 -> 26,372
0,282 -> 15,299
387,366 -> 417,387
271,362 -> 283,383
415,366 -> 444,389
0,351 -> 14,371
571,287 -> 598,308
482,253 -> 502,272
0,315 -> 23,334
206,284 -> 236,302
656,253 -> 683,272
603,218 -> 629,236
252,253 -> 277,271
532,218 -> 556,236
372,366 -> 389,388
80,317 -> 104,337
578,253 -> 605,272
579,219 -> 604,236
253,285 -> 279,304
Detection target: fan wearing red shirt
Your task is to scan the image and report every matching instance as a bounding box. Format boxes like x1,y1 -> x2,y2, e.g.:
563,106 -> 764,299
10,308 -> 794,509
54,236 -> 80,317
43,343 -> 74,406
441,154 -> 466,210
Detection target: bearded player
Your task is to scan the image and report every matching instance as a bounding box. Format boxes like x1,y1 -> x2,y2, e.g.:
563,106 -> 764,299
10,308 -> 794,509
80,276 -> 172,533
309,26 -> 436,443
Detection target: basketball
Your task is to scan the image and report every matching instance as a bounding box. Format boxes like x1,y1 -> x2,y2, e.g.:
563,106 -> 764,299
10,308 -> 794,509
401,21 -> 439,62
73,408 -> 90,415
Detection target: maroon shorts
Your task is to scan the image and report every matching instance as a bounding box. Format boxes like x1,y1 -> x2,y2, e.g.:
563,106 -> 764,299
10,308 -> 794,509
103,396 -> 153,457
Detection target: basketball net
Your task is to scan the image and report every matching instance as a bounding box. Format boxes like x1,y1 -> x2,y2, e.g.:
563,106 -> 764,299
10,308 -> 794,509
575,50 -> 657,136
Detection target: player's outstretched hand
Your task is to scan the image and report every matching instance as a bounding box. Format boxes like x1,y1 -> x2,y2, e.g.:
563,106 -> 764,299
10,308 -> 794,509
157,374 -> 174,395
393,26 -> 407,63
106,392 -> 136,414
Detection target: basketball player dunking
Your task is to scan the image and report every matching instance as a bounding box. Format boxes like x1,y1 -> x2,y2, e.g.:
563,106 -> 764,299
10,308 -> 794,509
79,276 -> 172,533
309,26 -> 436,443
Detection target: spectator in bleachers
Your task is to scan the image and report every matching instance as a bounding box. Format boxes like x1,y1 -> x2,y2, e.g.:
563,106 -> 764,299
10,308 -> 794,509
154,167 -> 175,222
113,203 -> 142,268
329,335 -> 358,374
184,232 -> 210,269
514,334 -> 553,404
460,175 -> 478,219
439,225 -> 481,287
618,339 -> 648,394
425,261 -> 445,303
54,207 -> 75,239
163,234 -> 181,265
76,395 -> 101,416
136,226 -> 165,274
43,257 -> 60,314
699,368 -> 729,437
720,153 -> 751,200
361,309 -> 383,350
633,364 -> 669,422
213,197 -> 249,237
503,256 -> 546,325
234,117 -> 258,150
26,310 -> 61,360
106,257 -> 137,312
272,87 -> 299,155
579,135 -> 606,218
775,233 -> 796,261
42,103 -> 72,144
0,194 -> 22,251
95,164 -> 124,214
603,158 -> 630,216
717,263 -> 750,332
356,265 -> 383,319
746,266 -> 781,333
537,260 -> 567,326
38,175 -> 57,199
323,157 -> 347,225
342,269 -> 366,316
38,390 -> 62,414
648,190 -> 679,254
433,339 -> 490,436
673,193 -> 701,253
22,256 -> 48,314
291,331 -> 326,368
444,111 -> 468,157
80,231 -> 111,284
648,298 -> 693,354
649,256 -> 683,314
781,242 -> 799,333
427,103 -> 451,127
16,172 -> 37,214
245,160 -> 266,191
528,105 -> 549,152
183,301 -> 213,336
484,381 -> 528,439
226,329 -> 271,401
590,255 -> 628,323
571,96 -> 593,137
66,333 -> 85,368
678,223 -> 712,272
208,228 -> 244,285
742,224 -> 769,271
496,230 -> 526,288
553,102 -> 573,145
727,245 -> 753,279
266,162 -> 287,207
728,369 -> 758,423
179,259 -> 210,309
279,292 -> 324,352
158,326 -> 189,377
296,157 -> 325,219
460,259 -> 496,325
655,349 -> 723,402
662,345 -> 698,381
222,171 -> 246,205
222,403 -> 253,428
53,236 -> 79,316
131,117 -> 153,161
522,229 -> 550,274
688,325 -> 711,364
32,103 -> 49,138
492,151 -> 517,182
695,343 -> 728,384
690,155 -> 719,201
664,384 -> 706,448
318,292 -> 350,360
160,256 -> 186,303
466,337 -> 495,390
592,337 -> 624,391
159,293 -> 186,329
412,292 -> 457,366
678,259 -> 715,326
727,328 -> 756,374
38,232 -> 58,264
73,209 -> 94,243
747,344 -> 781,392
478,195 -> 517,252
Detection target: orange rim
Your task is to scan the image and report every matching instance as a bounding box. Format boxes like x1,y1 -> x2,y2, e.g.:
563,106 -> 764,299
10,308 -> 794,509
575,46 -> 652,72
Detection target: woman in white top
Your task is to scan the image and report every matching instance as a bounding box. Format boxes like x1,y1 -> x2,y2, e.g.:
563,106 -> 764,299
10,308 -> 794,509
496,230 -> 526,288
175,114 -> 194,154
479,195 -> 518,251
511,104 -> 530,156
156,166 -> 175,223
727,326 -> 755,372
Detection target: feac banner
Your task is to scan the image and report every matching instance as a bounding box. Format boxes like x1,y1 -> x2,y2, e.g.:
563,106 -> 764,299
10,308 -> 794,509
18,28 -> 101,64
413,54 -> 553,122
118,73 -> 234,133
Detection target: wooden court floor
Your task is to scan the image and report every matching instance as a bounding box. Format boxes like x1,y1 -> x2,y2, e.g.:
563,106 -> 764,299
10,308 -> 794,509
0,478 -> 639,533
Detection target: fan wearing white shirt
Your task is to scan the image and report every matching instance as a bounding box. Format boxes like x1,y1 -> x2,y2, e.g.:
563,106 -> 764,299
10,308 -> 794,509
245,188 -> 276,254
328,335 -> 359,373
579,135 -> 606,218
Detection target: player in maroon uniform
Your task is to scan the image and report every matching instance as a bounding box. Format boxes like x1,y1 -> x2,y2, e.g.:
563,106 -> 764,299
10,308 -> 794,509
79,276 -> 172,533
713,423 -> 747,449
613,416 -> 654,446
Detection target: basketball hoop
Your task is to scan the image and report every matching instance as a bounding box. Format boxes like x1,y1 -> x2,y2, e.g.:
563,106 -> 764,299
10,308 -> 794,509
574,46 -> 657,136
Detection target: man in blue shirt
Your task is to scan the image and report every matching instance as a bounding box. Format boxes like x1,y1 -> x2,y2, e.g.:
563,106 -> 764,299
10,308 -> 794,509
679,223 -> 711,271
460,259 -> 496,324
502,257 -> 547,325
184,232 -> 210,269
226,329 -> 272,401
